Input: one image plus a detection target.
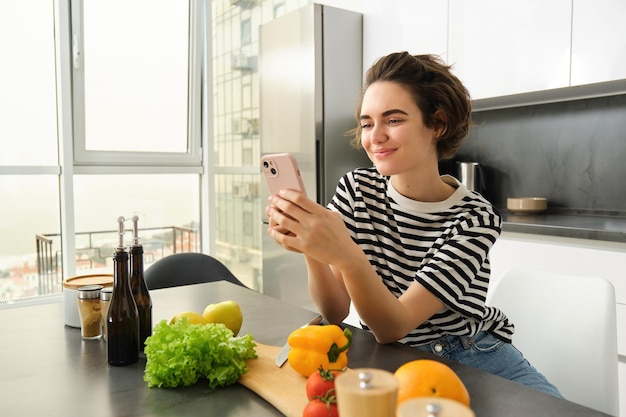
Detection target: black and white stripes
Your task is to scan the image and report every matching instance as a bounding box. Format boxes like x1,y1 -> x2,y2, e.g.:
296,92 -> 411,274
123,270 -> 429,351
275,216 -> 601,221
328,167 -> 514,346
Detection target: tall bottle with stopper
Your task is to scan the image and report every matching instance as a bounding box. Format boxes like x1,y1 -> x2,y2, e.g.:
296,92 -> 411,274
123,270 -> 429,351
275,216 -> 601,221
129,215 -> 152,350
107,216 -> 139,366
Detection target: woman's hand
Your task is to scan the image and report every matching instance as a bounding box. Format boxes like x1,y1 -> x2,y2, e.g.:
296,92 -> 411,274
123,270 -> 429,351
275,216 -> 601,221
265,200 -> 301,253
265,189 -> 355,267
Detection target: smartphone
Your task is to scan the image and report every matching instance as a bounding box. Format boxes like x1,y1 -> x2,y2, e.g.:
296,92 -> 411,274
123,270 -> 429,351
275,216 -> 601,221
261,153 -> 307,196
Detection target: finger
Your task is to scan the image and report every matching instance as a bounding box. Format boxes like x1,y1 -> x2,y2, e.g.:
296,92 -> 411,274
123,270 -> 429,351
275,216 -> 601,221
268,224 -> 302,253
265,206 -> 280,229
267,197 -> 299,222
268,203 -> 300,233
275,189 -> 316,214
272,225 -> 290,234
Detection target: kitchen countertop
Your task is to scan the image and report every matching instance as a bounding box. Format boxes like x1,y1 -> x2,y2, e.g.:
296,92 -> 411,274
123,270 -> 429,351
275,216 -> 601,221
0,281 -> 610,417
500,209 -> 626,243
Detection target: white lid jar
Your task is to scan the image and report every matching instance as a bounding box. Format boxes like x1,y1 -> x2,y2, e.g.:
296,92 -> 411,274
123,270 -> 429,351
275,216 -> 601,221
63,274 -> 113,328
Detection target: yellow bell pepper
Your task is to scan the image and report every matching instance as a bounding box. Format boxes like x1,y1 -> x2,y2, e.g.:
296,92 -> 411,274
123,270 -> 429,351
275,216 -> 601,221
287,324 -> 352,377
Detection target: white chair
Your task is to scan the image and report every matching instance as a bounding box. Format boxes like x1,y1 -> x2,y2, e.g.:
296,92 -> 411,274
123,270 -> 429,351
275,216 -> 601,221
486,265 -> 619,416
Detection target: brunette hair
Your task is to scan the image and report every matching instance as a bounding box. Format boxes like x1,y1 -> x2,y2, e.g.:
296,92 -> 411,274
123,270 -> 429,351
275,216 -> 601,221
349,52 -> 472,160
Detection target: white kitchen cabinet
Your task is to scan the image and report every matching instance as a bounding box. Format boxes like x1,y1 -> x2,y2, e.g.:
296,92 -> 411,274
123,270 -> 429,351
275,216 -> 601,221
571,0 -> 626,86
359,0 -> 626,108
490,231 -> 625,417
448,0 -> 571,100
617,361 -> 626,417
619,304 -> 626,417
362,0 -> 447,70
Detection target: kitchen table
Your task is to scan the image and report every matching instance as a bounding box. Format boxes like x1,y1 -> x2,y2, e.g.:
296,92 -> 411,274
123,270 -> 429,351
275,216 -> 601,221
0,281 -> 609,417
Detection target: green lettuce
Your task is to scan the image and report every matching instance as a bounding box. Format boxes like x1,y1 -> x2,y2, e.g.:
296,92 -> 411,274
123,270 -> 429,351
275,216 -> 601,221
143,319 -> 257,388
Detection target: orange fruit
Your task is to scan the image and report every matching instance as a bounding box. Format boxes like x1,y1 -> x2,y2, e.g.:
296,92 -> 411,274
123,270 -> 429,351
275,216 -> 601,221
394,359 -> 470,406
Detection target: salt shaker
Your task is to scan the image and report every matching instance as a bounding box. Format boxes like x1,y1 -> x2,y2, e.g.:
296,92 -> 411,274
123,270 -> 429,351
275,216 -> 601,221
334,368 -> 398,417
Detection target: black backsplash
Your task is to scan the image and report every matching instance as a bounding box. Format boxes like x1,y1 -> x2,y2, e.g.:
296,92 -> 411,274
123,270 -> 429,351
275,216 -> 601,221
451,94 -> 626,215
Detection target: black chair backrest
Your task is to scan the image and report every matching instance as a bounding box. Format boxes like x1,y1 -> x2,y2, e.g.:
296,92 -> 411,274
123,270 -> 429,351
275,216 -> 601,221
143,253 -> 245,290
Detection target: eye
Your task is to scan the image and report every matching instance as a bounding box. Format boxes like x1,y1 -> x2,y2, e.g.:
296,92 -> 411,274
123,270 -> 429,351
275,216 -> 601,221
360,122 -> 372,129
388,118 -> 401,125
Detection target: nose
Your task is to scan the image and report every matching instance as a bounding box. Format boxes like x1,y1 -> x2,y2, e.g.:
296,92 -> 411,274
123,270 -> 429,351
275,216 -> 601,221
367,123 -> 388,144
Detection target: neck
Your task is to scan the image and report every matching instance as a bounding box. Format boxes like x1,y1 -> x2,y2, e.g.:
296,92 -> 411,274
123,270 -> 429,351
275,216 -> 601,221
390,174 -> 455,202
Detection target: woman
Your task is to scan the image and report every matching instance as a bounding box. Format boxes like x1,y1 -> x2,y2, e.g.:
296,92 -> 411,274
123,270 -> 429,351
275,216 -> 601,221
265,52 -> 560,397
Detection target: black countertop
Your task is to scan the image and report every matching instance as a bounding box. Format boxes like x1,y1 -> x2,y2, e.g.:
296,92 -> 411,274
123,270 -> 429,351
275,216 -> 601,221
500,209 -> 626,243
0,281 -> 610,417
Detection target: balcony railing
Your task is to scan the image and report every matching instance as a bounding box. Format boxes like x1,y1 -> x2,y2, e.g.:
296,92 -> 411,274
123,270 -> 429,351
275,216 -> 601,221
35,226 -> 199,295
35,234 -> 59,295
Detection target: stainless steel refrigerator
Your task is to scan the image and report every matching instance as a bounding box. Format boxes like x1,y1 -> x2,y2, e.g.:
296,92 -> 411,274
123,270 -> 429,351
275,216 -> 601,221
259,4 -> 370,310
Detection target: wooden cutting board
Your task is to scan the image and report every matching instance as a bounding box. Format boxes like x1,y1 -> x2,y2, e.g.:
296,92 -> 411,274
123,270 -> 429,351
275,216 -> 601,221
238,343 -> 309,417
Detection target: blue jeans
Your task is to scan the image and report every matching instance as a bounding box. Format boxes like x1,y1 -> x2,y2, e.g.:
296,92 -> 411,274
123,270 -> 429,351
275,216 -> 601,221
415,331 -> 562,398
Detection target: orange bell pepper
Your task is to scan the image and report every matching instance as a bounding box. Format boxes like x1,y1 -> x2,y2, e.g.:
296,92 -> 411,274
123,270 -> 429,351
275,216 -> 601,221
287,324 -> 352,377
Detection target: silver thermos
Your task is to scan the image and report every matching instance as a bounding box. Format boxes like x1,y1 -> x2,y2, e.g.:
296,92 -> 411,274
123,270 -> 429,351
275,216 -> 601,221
457,161 -> 481,192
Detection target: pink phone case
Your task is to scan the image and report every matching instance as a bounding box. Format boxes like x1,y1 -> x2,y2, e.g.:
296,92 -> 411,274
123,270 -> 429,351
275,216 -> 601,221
261,153 -> 307,196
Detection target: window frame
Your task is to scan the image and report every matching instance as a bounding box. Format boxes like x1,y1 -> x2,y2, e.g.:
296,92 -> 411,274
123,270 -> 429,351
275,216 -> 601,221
69,0 -> 204,167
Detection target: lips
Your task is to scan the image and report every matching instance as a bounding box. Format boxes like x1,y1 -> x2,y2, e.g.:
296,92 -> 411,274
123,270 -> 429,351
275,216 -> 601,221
372,148 -> 396,159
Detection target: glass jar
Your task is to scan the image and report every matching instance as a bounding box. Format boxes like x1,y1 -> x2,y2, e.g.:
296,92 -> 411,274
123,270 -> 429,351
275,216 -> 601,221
63,274 -> 113,328
77,285 -> 103,340
100,287 -> 113,341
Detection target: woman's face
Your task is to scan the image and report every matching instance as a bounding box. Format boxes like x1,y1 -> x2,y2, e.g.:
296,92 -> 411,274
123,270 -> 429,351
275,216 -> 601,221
359,81 -> 438,178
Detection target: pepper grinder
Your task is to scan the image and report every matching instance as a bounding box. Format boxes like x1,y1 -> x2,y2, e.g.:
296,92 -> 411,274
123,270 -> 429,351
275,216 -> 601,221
334,368 -> 398,417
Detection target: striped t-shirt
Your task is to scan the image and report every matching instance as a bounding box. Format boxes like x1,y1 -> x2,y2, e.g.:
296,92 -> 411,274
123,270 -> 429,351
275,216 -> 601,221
328,167 -> 514,346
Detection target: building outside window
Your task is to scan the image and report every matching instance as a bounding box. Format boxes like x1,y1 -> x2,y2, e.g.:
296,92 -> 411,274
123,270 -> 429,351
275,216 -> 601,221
202,0 -> 309,291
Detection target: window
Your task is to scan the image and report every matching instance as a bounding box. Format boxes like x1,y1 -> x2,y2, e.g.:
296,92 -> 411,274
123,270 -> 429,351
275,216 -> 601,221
210,0 -> 308,291
0,0 -> 58,167
1,0 -> 311,304
0,0 -> 203,304
0,176 -> 61,300
67,0 -> 203,278
72,174 -> 200,272
71,0 -> 202,166
241,18 -> 252,45
0,1 -> 61,301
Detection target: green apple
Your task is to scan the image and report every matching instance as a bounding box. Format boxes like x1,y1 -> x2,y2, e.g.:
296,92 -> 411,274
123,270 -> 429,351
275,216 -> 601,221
202,300 -> 243,336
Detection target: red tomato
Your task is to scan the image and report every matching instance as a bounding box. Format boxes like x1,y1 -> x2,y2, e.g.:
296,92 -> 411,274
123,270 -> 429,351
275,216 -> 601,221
305,368 -> 341,400
302,398 -> 339,417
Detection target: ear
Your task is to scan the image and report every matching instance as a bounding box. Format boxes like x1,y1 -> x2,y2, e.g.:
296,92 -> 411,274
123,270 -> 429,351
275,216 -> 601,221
432,109 -> 448,139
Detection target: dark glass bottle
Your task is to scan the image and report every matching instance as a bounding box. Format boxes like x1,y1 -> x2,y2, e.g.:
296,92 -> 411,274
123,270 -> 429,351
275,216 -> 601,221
129,215 -> 152,351
130,243 -> 152,350
107,246 -> 139,366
